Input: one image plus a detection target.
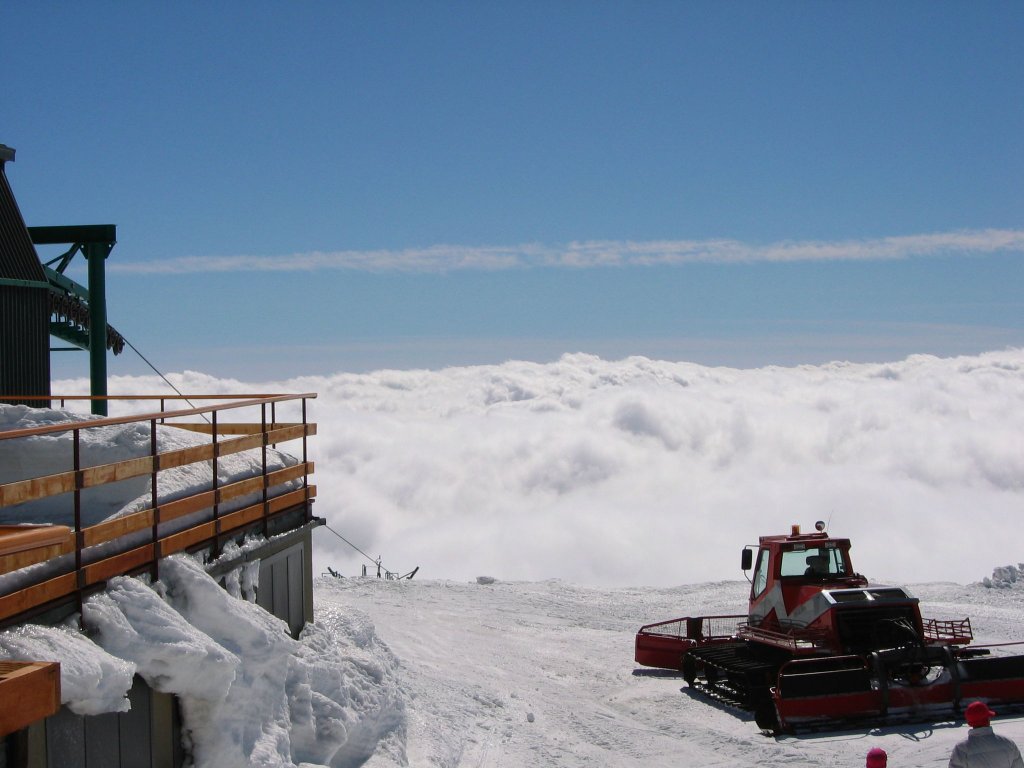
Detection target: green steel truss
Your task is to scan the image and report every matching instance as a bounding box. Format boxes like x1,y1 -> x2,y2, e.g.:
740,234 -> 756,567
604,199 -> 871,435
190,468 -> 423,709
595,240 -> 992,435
28,225 -> 121,415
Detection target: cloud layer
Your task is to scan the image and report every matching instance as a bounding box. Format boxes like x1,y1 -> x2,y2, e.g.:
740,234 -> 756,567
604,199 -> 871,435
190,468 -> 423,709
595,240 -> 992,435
62,348 -> 1024,588
109,229 -> 1024,274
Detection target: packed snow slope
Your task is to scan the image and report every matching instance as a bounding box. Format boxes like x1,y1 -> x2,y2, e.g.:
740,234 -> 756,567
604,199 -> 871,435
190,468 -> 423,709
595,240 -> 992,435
62,348 -> 1024,587
5,564 -> 1024,767
321,574 -> 1024,768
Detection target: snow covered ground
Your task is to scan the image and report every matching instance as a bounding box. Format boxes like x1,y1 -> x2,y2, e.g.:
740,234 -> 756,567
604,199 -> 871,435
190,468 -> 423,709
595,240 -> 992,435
320,574 -> 1024,768
5,557 -> 1024,767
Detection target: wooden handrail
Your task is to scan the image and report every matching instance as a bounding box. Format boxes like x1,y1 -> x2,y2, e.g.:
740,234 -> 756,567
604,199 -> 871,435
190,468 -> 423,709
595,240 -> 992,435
0,425 -> 316,507
80,462 -> 314,549
0,393 -> 317,441
8,395 -> 297,401
0,393 -> 319,625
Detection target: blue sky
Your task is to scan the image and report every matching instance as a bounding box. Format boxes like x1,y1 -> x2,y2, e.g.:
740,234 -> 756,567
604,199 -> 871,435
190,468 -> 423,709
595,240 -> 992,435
4,2 -> 1022,379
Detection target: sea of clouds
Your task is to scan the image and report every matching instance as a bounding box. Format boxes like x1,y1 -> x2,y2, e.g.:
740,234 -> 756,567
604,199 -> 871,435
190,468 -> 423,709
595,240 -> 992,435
56,349 -> 1024,588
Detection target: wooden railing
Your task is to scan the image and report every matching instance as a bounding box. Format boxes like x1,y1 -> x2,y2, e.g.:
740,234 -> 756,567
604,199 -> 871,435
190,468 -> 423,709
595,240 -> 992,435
0,394 -> 317,625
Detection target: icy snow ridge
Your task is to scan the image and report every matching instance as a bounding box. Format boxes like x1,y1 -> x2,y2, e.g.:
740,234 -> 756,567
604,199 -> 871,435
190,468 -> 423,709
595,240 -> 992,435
983,564 -> 1024,589
0,622 -> 135,715
2,554 -> 405,768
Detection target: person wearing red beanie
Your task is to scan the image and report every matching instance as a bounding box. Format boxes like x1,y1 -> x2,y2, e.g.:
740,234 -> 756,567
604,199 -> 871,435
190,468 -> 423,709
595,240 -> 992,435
866,746 -> 887,768
948,701 -> 1024,768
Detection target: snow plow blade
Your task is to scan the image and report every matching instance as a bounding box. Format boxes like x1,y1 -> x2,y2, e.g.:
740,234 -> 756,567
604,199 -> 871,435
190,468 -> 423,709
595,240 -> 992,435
772,647 -> 1024,733
634,615 -> 745,670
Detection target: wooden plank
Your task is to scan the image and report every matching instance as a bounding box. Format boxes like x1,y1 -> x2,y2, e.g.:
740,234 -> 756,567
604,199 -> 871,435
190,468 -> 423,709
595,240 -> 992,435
0,427 -> 315,508
81,462 -> 313,548
267,424 -> 316,444
0,487 -> 318,623
186,462 -> 311,512
271,462 -> 314,485
161,522 -> 216,557
217,501 -> 265,532
210,432 -> 264,457
220,475 -> 265,501
0,661 -> 61,737
210,461 -> 313,507
0,525 -> 73,555
83,545 -> 154,585
0,394 -> 317,441
0,540 -> 75,576
158,488 -> 316,557
157,441 -> 218,471
0,572 -> 78,622
268,486 -> 316,514
168,423 -> 305,435
0,471 -> 76,507
141,437 -> 245,472
80,455 -> 156,489
158,490 -> 216,524
82,510 -> 154,548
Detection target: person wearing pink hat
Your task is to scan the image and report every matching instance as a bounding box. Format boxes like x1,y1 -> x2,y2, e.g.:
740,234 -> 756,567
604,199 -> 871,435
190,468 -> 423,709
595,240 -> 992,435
866,746 -> 887,768
948,700 -> 1024,768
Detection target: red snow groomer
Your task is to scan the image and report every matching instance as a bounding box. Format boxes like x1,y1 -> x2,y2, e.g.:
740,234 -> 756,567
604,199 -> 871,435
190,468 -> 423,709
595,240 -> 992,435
634,523 -> 1024,733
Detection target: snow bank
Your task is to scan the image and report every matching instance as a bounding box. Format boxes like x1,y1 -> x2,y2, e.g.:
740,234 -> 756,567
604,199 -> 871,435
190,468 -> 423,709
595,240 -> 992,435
0,621 -> 135,715
0,554 -> 405,767
983,564 -> 1024,589
82,573 -> 239,701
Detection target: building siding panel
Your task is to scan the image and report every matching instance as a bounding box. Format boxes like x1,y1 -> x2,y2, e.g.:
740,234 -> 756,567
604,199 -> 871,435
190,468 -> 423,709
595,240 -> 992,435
0,159 -> 50,403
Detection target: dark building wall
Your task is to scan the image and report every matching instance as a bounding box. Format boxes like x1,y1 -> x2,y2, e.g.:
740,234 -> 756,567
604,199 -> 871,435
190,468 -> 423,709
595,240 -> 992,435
0,163 -> 45,283
1,677 -> 182,768
37,677 -> 181,768
256,536 -> 314,638
0,159 -> 50,404
0,286 -> 50,404
209,517 -> 319,640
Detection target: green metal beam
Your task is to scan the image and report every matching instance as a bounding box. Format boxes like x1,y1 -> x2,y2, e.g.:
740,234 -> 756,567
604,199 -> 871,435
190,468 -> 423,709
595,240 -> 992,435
84,242 -> 112,415
41,265 -> 90,300
43,244 -> 82,275
28,224 -> 117,245
27,224 -> 117,416
0,277 -> 50,289
49,322 -> 89,350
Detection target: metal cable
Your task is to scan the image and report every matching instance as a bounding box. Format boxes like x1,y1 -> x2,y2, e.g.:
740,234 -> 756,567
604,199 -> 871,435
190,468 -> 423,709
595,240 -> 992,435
122,336 -> 211,424
323,523 -> 411,577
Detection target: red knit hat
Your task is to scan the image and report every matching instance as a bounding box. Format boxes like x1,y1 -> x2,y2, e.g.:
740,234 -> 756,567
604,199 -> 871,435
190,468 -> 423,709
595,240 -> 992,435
866,747 -> 887,768
966,700 -> 996,727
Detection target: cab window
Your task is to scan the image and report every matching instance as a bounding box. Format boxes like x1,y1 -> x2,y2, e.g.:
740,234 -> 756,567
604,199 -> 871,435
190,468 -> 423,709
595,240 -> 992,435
751,548 -> 770,597
781,546 -> 846,577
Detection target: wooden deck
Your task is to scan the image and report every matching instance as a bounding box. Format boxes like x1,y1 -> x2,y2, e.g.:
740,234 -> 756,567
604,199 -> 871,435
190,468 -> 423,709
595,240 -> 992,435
0,393 -> 318,625
0,661 -> 60,737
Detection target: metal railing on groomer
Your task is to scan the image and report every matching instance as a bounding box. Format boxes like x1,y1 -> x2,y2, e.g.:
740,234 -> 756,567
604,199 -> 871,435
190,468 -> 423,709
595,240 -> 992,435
0,394 -> 317,626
